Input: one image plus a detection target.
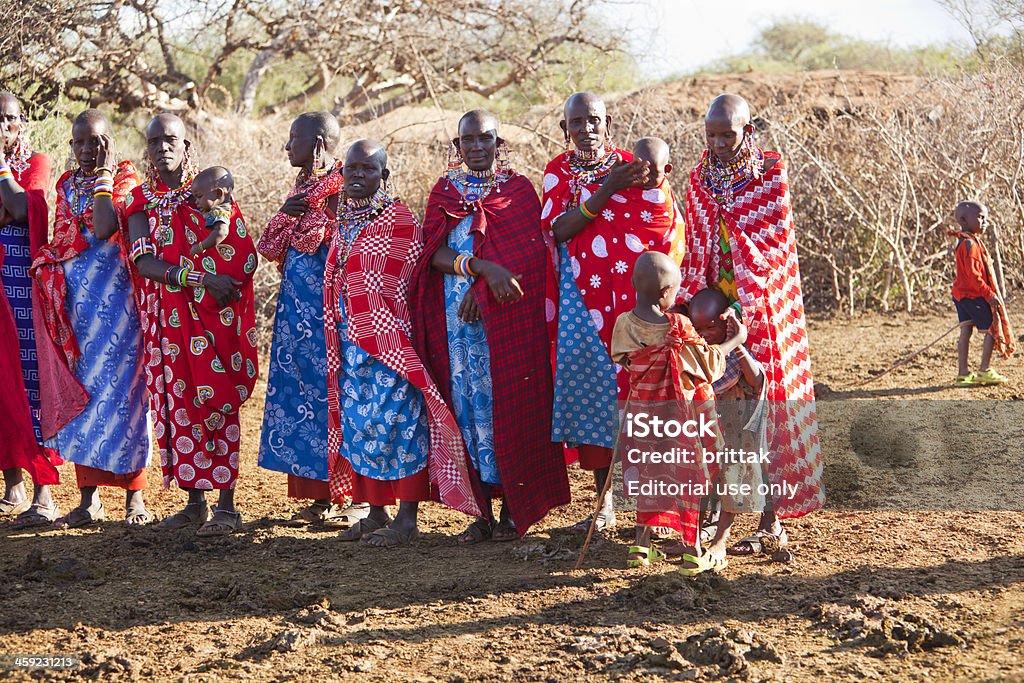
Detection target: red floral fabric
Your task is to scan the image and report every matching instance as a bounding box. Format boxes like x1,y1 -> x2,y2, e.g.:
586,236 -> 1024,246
258,162 -> 342,263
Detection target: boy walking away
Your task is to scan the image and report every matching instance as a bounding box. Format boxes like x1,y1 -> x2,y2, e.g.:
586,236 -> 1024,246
950,200 -> 1013,387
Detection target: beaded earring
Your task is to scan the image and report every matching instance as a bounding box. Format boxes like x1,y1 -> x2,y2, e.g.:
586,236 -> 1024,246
495,139 -> 512,177
181,144 -> 199,185
8,131 -> 32,174
563,134 -> 573,156
446,139 -> 464,176
312,138 -> 331,180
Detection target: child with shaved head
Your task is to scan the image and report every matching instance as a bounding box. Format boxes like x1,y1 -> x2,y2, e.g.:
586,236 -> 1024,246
611,251 -> 747,573
687,287 -> 771,567
950,200 -> 1013,386
189,166 -> 235,255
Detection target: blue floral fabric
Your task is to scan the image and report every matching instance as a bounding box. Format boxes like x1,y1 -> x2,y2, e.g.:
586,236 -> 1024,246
337,220 -> 429,481
258,246 -> 331,481
551,241 -> 619,449
0,221 -> 43,444
444,210 -> 498,485
47,186 -> 151,473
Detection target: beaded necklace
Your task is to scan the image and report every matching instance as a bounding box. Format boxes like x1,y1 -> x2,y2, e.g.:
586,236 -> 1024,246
296,158 -> 337,192
337,187 -> 392,267
446,165 -> 509,210
141,165 -> 197,245
67,170 -> 97,217
567,146 -> 617,207
700,134 -> 764,209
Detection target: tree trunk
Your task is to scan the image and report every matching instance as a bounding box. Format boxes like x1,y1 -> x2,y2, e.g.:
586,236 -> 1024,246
236,25 -> 296,117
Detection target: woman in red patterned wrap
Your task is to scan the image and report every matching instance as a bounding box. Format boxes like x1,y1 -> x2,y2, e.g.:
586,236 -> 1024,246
679,94 -> 824,556
126,114 -> 259,537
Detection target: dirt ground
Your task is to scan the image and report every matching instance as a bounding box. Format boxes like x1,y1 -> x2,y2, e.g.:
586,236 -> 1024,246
2,302 -> 1023,682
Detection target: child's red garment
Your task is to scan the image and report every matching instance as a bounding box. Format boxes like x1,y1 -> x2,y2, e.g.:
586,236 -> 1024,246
949,230 -> 1016,359
951,235 -> 996,301
616,312 -> 724,545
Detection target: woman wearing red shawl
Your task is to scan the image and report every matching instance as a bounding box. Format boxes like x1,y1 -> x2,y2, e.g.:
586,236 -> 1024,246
31,110 -> 151,528
257,112 -> 360,525
679,94 -> 824,555
126,114 -> 259,537
410,110 -> 569,544
541,92 -> 680,532
0,92 -> 87,528
325,140 -> 480,547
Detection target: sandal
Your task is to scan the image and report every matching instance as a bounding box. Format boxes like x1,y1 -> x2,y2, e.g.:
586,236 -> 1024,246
11,503 -> 62,529
954,373 -> 978,387
157,501 -> 210,530
289,502 -> 342,525
457,518 -> 493,545
54,502 -> 106,529
323,502 -> 371,528
679,551 -> 728,577
492,518 -> 518,542
196,507 -> 242,537
973,368 -> 1007,386
361,525 -> 420,547
627,545 -> 667,568
338,515 -> 390,542
0,497 -> 29,517
728,527 -> 789,556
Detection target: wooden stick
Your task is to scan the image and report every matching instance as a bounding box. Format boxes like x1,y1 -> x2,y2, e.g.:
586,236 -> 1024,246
851,320 -> 970,388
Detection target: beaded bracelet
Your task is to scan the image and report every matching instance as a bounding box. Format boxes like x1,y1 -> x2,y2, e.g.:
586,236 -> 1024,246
94,166 -> 114,175
730,301 -> 743,318
129,237 -> 157,263
93,191 -> 113,199
463,254 -> 477,277
165,266 -> 189,287
93,174 -> 114,195
579,201 -> 597,220
184,270 -> 206,287
0,166 -> 13,184
453,253 -> 477,277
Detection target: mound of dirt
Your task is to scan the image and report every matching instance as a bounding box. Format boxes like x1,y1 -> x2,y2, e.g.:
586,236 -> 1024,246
616,70 -> 924,119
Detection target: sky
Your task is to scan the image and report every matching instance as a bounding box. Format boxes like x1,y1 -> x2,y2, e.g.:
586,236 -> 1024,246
604,0 -> 974,78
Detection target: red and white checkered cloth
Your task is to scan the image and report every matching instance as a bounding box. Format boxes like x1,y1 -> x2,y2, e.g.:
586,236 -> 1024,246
323,200 -> 480,516
680,151 -> 824,518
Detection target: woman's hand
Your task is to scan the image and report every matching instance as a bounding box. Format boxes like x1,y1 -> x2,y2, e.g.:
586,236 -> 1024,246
203,273 -> 243,306
279,191 -> 309,217
95,134 -> 115,170
603,159 -> 649,193
475,260 -> 523,304
458,289 -> 480,323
